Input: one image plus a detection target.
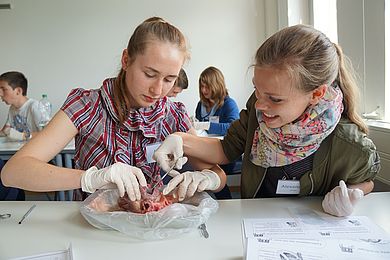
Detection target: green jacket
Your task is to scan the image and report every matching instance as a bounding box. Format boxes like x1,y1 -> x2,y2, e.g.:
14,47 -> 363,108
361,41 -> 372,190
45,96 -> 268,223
221,93 -> 380,199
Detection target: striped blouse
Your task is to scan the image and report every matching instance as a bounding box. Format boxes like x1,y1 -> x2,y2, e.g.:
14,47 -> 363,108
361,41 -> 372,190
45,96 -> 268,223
61,78 -> 192,185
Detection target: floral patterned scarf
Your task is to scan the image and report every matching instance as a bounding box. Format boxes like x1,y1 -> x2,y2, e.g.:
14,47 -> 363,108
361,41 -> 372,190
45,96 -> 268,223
250,86 -> 344,167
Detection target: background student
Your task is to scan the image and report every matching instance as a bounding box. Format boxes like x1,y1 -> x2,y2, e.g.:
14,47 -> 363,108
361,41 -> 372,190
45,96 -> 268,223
193,66 -> 239,136
0,71 -> 41,141
192,66 -> 240,199
154,24 -> 380,217
1,17 -> 226,202
166,68 -> 188,98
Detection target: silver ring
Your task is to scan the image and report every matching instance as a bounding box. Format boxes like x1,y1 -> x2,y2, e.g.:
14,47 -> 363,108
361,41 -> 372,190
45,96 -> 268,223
0,213 -> 11,219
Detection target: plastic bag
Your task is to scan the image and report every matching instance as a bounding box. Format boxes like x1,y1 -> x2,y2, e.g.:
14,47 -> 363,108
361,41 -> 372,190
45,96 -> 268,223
80,189 -> 219,240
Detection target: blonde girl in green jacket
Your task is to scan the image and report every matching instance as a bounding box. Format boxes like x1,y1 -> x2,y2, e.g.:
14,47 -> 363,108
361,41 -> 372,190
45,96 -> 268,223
153,24 -> 380,217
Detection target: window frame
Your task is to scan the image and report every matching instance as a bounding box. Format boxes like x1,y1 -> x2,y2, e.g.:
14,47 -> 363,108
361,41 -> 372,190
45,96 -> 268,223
277,0 -> 388,122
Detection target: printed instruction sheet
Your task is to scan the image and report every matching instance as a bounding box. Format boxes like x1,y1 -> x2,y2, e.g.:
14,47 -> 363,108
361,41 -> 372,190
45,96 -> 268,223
242,209 -> 390,260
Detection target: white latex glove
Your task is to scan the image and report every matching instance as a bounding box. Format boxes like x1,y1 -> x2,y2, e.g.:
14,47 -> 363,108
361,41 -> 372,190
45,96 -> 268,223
193,121 -> 210,131
81,162 -> 147,201
0,125 -> 11,137
163,169 -> 221,201
7,128 -> 27,141
153,134 -> 188,176
322,180 -> 364,217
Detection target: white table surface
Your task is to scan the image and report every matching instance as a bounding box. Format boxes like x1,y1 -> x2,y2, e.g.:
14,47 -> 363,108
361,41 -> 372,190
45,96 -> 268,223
0,138 -> 75,156
0,137 -> 25,153
0,192 -> 389,260
0,138 -> 76,201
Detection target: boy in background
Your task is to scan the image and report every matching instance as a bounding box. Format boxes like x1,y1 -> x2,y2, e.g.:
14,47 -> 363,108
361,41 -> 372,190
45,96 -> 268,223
0,71 -> 40,141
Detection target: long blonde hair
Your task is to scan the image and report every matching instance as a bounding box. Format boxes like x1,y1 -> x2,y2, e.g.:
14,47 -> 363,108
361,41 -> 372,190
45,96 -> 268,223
254,24 -> 367,133
199,66 -> 228,109
114,17 -> 190,123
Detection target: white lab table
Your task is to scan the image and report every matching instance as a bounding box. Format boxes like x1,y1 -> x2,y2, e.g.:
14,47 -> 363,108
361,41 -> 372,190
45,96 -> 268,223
0,137 -> 76,201
0,137 -> 36,161
0,192 -> 389,259
0,136 -> 75,162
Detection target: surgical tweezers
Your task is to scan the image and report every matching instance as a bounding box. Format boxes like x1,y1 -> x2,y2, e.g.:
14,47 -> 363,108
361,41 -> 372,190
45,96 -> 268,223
150,156 -> 183,192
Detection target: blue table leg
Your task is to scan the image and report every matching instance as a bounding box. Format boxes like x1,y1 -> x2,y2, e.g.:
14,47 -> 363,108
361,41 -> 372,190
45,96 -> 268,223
64,153 -> 74,201
54,154 -> 65,201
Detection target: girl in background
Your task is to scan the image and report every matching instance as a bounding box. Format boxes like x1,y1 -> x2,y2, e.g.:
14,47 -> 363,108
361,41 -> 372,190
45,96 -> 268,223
193,66 -> 239,135
193,66 -> 240,199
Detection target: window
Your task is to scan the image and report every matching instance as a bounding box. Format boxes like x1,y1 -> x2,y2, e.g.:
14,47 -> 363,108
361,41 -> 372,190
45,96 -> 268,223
283,0 -> 388,123
312,0 -> 338,43
313,0 -> 389,122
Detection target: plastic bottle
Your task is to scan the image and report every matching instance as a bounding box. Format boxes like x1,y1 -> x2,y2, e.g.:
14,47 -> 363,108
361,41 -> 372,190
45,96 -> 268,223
38,94 -> 52,130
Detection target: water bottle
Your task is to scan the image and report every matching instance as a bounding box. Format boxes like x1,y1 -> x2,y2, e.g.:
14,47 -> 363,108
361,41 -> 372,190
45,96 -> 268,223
38,94 -> 52,130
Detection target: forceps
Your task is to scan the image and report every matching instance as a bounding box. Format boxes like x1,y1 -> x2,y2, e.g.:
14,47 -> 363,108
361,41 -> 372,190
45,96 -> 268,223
0,213 -> 11,219
148,157 -> 183,193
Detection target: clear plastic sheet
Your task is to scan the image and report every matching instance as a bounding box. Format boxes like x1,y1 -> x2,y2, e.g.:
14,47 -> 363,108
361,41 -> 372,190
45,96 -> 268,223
80,189 -> 219,240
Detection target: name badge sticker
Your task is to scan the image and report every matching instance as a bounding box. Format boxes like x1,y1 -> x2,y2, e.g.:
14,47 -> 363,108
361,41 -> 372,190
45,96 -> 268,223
276,180 -> 300,194
145,142 -> 161,163
209,116 -> 219,123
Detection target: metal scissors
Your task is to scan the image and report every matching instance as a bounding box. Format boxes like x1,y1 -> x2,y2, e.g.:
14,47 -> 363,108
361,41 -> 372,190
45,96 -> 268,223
149,157 -> 183,193
0,213 -> 11,219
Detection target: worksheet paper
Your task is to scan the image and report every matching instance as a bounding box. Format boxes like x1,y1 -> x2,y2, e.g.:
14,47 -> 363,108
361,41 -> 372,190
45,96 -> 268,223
246,237 -> 390,260
242,215 -> 390,260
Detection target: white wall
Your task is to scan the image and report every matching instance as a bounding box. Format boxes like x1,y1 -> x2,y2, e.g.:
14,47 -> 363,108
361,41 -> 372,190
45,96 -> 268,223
0,0 -> 267,124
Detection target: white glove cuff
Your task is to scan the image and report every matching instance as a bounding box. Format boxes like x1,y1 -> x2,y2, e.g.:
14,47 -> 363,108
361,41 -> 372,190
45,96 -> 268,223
201,169 -> 221,190
167,134 -> 183,146
81,166 -> 98,193
3,126 -> 11,136
8,128 -> 25,141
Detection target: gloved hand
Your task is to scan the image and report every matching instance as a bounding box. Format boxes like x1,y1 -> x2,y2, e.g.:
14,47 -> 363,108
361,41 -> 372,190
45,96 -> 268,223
322,180 -> 364,217
153,134 -> 188,176
81,162 -> 147,201
193,121 -> 210,131
163,169 -> 221,201
7,128 -> 29,141
0,125 -> 11,137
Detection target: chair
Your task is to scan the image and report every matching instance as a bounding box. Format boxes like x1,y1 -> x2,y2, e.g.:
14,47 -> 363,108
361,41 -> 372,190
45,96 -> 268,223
0,159 -> 25,201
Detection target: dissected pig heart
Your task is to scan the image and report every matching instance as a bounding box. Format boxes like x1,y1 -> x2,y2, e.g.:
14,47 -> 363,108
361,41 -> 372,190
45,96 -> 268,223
118,186 -> 179,214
